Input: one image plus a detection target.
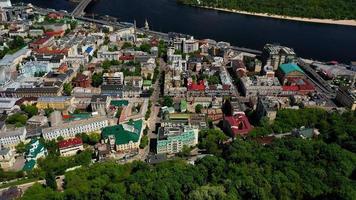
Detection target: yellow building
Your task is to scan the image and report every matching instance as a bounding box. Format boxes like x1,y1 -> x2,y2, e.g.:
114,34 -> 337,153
37,96 -> 74,110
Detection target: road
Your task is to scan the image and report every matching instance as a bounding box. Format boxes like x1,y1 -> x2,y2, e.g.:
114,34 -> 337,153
0,179 -> 45,194
71,0 -> 93,17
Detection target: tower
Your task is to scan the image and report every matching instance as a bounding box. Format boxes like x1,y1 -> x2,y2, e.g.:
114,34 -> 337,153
144,19 -> 149,30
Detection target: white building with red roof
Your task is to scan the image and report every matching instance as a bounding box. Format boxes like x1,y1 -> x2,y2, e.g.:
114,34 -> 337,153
58,138 -> 84,157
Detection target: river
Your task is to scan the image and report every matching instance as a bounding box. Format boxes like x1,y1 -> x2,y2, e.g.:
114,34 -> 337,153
14,0 -> 356,63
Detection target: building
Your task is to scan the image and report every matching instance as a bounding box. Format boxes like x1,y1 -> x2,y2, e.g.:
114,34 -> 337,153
72,73 -> 91,88
23,139 -> 47,171
0,47 -> 31,85
101,84 -> 123,97
291,127 -> 320,139
42,116 -> 109,140
142,80 -> 152,91
124,76 -> 143,88
0,97 -> 19,114
36,96 -> 74,110
263,44 -> 297,70
20,61 -> 51,77
102,119 -> 143,152
224,112 -> 253,137
94,142 -> 110,161
277,63 -> 305,84
256,96 -> 291,121
29,29 -> 44,37
282,77 -> 315,95
336,87 -> 356,111
173,37 -> 199,54
156,126 -> 198,154
0,146 -> 15,170
231,59 -> 247,77
90,95 -> 111,112
97,45 -> 121,61
240,76 -> 282,97
0,127 -> 26,149
58,137 -> 84,157
201,108 -> 223,122
27,115 -> 48,126
29,36 -> 54,49
103,72 -> 124,85
123,86 -> 142,98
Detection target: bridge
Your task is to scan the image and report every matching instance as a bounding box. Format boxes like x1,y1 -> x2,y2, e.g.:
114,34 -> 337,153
71,0 -> 93,17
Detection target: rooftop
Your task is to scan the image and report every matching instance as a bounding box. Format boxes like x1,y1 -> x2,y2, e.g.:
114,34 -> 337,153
58,137 -> 83,149
102,119 -> 143,145
279,63 -> 304,75
110,100 -> 129,107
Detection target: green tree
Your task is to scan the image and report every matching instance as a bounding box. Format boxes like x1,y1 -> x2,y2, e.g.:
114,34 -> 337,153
20,104 -> 38,118
121,42 -> 132,49
177,145 -> 192,157
5,113 -> 28,127
199,129 -> 228,155
15,141 -> 27,154
162,96 -> 173,107
88,132 -> 101,144
195,104 -> 203,113
139,135 -> 149,149
92,73 -> 103,87
189,185 -> 227,200
44,108 -> 54,117
45,171 -> 57,190
63,83 -> 73,96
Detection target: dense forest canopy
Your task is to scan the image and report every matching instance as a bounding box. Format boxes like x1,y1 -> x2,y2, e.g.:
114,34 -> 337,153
21,138 -> 356,200
177,0 -> 356,20
16,108 -> 356,199
249,108 -> 356,153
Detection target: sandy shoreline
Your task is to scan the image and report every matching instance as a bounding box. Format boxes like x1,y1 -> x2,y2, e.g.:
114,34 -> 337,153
199,6 -> 356,27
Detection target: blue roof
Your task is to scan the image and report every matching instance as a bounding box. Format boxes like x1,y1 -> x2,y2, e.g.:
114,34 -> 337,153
85,47 -> 94,53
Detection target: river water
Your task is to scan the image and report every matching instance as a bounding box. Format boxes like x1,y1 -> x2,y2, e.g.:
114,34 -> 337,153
14,0 -> 356,63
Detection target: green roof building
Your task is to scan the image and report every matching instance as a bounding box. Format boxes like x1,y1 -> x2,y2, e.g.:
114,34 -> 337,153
23,139 -> 47,171
277,63 -> 305,84
102,119 -> 143,152
279,63 -> 304,75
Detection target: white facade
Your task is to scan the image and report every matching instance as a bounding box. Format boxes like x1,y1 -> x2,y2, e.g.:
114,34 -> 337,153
0,127 -> 27,149
59,144 -> 84,157
42,117 -> 109,140
103,72 -> 124,85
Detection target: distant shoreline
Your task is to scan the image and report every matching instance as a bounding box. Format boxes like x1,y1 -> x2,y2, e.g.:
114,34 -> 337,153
196,6 -> 356,27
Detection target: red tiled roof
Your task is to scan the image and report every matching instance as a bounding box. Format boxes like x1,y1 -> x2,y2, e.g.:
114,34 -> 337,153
58,138 -> 83,149
225,113 -> 253,137
188,80 -> 205,91
119,55 -> 135,61
282,77 -> 315,92
45,30 -> 65,37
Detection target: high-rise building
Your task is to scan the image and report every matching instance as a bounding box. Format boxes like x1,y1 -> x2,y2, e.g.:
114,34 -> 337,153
262,44 -> 297,70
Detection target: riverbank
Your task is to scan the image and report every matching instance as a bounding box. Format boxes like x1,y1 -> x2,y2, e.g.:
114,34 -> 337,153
198,6 -> 356,27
